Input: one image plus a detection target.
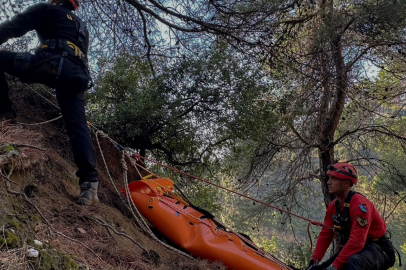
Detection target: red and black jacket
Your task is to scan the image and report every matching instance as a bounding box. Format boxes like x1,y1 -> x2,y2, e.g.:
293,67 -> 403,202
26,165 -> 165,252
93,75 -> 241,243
312,192 -> 386,270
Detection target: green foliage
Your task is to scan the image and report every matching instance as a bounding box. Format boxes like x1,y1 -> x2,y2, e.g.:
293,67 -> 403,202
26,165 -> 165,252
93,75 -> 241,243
261,236 -> 278,254
88,44 -> 275,175
81,0 -> 406,265
0,144 -> 15,155
4,145 -> 14,152
182,181 -> 222,213
282,241 -> 312,269
262,234 -> 312,268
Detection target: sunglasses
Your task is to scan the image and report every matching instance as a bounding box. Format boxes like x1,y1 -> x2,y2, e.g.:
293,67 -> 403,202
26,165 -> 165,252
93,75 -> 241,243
327,164 -> 357,179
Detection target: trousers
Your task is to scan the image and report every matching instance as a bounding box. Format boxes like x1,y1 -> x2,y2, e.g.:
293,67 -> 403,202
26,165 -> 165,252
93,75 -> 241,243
346,238 -> 396,270
0,50 -> 97,184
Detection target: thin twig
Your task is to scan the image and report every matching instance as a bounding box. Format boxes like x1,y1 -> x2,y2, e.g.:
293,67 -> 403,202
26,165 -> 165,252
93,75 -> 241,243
19,115 -> 63,126
86,216 -> 148,254
6,144 -> 46,152
0,170 -> 110,268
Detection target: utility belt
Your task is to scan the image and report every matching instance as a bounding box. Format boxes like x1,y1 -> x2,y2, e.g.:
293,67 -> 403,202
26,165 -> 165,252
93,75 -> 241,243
335,230 -> 400,267
13,39 -> 91,90
367,231 -> 390,243
337,231 -> 388,245
39,39 -> 88,67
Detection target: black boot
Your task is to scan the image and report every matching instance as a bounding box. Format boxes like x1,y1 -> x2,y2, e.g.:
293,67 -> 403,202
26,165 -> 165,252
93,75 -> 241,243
77,181 -> 99,206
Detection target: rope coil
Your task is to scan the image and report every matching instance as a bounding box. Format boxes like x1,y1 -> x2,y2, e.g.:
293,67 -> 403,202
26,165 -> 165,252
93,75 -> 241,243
120,158 -> 128,171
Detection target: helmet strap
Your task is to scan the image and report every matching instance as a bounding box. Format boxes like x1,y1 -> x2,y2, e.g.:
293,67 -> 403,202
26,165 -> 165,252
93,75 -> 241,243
336,181 -> 352,204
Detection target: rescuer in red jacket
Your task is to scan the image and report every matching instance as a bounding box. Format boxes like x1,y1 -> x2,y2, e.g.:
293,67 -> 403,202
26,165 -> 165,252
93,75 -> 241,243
307,162 -> 396,270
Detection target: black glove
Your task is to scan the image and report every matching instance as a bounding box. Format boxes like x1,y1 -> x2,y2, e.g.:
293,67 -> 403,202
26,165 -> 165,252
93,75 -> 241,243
308,265 -> 336,270
306,260 -> 327,270
309,266 -> 326,270
307,259 -> 315,270
307,259 -> 325,270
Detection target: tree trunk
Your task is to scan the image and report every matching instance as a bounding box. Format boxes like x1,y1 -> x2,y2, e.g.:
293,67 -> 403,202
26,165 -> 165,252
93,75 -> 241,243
318,0 -> 348,254
319,147 -> 336,205
318,0 -> 348,207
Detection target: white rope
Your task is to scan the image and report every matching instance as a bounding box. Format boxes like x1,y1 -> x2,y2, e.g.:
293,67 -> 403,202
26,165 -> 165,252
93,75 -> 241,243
19,115 -> 63,126
25,84 -> 59,109
94,131 -> 121,196
121,151 -> 155,233
19,83 -> 194,259
120,151 -> 195,259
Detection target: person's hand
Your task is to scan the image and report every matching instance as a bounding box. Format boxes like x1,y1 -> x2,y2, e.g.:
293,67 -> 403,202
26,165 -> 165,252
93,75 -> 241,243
307,259 -> 323,270
308,266 -> 324,270
307,259 -> 315,270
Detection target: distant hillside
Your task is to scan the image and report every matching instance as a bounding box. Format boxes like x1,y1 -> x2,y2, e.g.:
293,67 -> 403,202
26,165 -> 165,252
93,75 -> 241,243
0,81 -> 226,270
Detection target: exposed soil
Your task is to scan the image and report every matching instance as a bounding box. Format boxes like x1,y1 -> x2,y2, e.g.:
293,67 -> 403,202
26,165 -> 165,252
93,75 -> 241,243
0,81 -> 226,270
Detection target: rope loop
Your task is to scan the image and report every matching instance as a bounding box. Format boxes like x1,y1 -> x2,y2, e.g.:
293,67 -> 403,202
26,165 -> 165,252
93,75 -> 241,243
99,131 -> 108,138
120,158 -> 128,171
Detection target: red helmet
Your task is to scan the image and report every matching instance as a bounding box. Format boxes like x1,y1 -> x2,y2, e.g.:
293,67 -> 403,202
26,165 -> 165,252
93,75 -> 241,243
327,162 -> 358,185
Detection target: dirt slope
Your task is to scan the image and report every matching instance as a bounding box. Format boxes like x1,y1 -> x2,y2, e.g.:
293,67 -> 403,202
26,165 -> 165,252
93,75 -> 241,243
0,81 -> 226,270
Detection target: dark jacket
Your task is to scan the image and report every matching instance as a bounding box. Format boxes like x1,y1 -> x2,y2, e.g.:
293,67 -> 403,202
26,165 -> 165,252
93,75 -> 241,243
0,3 -> 90,91
0,3 -> 88,54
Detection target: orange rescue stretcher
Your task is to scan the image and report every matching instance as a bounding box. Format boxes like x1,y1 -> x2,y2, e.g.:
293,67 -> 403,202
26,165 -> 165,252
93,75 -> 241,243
122,178 -> 292,270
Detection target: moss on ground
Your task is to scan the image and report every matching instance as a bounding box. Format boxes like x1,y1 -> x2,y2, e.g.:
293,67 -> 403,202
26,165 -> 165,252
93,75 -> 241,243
0,215 -> 23,249
8,219 -> 23,232
31,249 -> 78,270
0,230 -> 19,248
63,172 -> 79,185
0,213 -> 43,251
0,144 -> 15,153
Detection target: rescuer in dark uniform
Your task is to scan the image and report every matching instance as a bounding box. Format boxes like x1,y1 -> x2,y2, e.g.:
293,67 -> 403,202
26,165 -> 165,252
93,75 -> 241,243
0,0 -> 99,205
307,162 -> 396,270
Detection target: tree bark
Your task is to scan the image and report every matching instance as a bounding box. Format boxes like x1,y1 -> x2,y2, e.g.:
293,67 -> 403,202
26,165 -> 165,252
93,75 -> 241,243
318,0 -> 348,207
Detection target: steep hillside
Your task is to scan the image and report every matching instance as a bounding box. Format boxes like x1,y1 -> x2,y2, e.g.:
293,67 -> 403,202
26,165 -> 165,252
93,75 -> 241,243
0,81 -> 226,270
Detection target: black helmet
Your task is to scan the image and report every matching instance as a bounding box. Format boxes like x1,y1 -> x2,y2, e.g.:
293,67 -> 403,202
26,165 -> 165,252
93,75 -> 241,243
49,0 -> 79,10
67,0 -> 79,10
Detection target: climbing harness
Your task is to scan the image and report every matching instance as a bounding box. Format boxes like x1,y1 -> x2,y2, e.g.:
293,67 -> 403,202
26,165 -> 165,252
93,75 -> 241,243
331,190 -> 359,246
330,191 -> 401,267
31,7 -> 91,87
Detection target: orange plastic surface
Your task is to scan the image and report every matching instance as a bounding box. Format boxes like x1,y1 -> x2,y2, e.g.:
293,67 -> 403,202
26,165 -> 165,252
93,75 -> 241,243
122,179 -> 291,270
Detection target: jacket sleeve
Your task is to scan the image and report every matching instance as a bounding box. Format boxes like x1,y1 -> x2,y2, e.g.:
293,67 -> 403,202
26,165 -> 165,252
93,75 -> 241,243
332,196 -> 372,270
0,3 -> 46,45
312,202 -> 335,262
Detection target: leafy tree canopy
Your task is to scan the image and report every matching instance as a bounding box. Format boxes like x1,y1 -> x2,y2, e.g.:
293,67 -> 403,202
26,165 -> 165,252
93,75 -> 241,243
88,44 -> 275,169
